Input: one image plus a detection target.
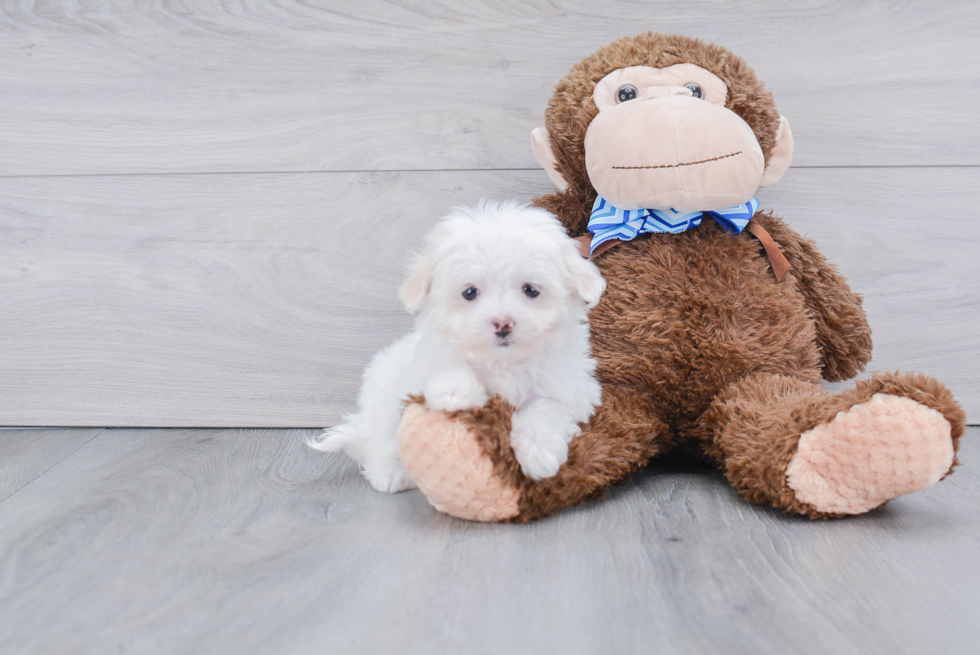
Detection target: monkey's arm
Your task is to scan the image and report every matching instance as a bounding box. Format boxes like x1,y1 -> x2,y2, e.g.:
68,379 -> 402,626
752,211 -> 873,382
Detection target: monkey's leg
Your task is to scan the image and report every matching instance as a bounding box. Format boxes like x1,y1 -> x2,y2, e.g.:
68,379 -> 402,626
698,372 -> 965,517
397,385 -> 666,522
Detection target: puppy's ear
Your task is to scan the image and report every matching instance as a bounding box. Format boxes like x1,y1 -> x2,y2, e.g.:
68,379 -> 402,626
398,247 -> 435,313
561,242 -> 606,308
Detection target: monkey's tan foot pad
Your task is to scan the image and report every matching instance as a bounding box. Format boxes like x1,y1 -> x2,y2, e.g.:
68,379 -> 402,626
786,393 -> 955,514
398,401 -> 521,522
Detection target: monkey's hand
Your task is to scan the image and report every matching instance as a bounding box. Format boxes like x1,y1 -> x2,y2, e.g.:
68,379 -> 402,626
398,396 -> 523,522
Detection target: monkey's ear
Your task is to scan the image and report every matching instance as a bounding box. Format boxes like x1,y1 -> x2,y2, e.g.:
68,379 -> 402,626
531,128 -> 569,192
759,116 -> 793,188
398,247 -> 435,313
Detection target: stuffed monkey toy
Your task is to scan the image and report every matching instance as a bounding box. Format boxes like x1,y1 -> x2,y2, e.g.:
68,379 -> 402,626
396,33 -> 965,522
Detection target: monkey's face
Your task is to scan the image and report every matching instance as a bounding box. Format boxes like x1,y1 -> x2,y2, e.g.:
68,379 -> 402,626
530,46 -> 793,215
585,63 -> 765,212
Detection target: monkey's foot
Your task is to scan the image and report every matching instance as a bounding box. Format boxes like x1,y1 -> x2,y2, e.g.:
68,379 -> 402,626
787,384 -> 959,515
397,396 -> 521,522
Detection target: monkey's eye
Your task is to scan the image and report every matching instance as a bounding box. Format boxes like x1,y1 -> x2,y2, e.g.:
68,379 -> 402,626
616,85 -> 638,103
522,284 -> 540,298
462,286 -> 479,301
685,83 -> 703,99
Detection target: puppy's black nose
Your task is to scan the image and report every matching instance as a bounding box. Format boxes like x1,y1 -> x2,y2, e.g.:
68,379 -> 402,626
493,319 -> 514,338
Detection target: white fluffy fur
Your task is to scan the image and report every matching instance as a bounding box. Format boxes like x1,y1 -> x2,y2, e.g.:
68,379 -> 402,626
307,201 -> 606,493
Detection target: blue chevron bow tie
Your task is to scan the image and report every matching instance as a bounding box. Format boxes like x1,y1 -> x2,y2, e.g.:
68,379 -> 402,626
587,196 -> 760,256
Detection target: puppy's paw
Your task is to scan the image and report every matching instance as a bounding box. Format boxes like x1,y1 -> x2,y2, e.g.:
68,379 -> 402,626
423,368 -> 489,413
511,437 -> 567,480
362,457 -> 418,494
510,415 -> 570,481
509,402 -> 579,480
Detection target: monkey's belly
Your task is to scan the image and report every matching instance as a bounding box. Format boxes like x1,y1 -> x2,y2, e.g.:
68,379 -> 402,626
587,225 -> 822,427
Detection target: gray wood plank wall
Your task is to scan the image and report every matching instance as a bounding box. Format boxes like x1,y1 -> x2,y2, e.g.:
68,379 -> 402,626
1,1 -> 978,426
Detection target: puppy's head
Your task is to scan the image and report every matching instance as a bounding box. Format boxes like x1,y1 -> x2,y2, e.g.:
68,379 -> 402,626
400,200 -> 605,360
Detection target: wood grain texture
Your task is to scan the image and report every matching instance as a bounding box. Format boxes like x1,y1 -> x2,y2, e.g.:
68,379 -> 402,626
0,170 -> 544,426
0,426 -> 976,654
0,0 -> 978,175
0,428 -> 104,501
2,167 -> 977,426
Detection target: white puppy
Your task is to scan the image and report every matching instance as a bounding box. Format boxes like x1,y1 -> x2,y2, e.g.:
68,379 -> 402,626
308,201 -> 605,493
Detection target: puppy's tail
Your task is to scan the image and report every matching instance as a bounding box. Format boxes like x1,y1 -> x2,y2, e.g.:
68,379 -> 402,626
306,423 -> 359,454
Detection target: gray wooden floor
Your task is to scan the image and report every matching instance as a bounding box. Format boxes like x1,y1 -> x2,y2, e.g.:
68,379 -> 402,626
0,426 -> 977,654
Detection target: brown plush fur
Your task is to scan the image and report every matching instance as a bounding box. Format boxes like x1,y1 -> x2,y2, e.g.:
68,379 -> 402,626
698,371 -> 965,518
461,386 -> 667,521
401,33 -> 964,522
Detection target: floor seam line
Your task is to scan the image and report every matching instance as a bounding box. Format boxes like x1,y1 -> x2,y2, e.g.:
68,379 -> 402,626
0,428 -> 109,506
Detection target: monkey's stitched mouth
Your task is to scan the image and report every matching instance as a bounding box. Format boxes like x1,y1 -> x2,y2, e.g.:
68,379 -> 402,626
612,151 -> 743,170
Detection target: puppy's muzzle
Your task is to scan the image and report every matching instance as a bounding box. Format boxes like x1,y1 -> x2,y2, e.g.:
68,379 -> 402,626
493,319 -> 514,339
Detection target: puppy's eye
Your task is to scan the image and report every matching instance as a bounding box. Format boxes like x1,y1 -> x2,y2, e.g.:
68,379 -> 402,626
616,85 -> 637,103
462,286 -> 479,301
522,284 -> 539,298
684,83 -> 703,99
